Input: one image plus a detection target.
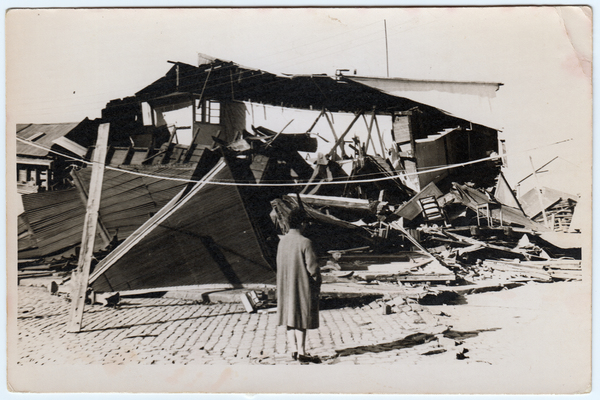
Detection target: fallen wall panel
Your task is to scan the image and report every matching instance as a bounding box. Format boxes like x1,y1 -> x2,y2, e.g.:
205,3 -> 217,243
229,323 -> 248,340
89,158 -> 276,292
20,188 -> 94,258
73,165 -> 196,242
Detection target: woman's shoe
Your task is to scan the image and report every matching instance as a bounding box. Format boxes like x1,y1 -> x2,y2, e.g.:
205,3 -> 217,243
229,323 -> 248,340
292,352 -> 298,361
297,354 -> 321,364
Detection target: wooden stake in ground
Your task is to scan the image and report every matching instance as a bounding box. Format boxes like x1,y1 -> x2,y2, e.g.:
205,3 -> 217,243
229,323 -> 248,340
67,123 -> 110,333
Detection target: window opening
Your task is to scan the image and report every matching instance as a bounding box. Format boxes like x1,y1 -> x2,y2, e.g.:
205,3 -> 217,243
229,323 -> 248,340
195,99 -> 220,124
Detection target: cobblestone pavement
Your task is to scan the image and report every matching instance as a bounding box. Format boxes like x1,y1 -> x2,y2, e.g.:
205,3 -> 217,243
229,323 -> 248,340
15,285 -> 451,366
12,281 -> 590,394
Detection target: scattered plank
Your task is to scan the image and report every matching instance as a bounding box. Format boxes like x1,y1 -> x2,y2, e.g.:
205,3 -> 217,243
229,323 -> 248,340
444,231 -> 548,260
482,260 -> 553,282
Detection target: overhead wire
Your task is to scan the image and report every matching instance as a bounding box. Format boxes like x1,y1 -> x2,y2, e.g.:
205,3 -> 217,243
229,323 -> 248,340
16,136 -> 573,188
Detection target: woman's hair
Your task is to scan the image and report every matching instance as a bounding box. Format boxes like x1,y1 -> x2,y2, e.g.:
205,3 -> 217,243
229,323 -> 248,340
288,208 -> 308,229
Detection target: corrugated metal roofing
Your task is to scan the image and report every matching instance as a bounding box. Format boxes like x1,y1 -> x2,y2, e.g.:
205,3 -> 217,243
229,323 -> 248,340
90,158 -> 276,292
134,61 -> 446,120
347,76 -> 502,129
18,164 -> 197,259
20,188 -> 91,257
73,164 -> 197,242
17,123 -> 80,157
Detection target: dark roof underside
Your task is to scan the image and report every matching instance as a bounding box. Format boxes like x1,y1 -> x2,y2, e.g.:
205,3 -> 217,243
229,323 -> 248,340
135,60 -> 449,118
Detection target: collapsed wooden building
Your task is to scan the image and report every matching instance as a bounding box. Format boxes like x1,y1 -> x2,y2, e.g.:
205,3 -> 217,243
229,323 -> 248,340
17,54 -> 581,294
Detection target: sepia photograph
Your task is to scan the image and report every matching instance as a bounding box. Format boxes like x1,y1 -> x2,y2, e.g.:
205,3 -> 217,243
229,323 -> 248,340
5,5 -> 593,395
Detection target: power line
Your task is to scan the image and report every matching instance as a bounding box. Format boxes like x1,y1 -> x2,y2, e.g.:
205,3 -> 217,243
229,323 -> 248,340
16,135 -> 573,188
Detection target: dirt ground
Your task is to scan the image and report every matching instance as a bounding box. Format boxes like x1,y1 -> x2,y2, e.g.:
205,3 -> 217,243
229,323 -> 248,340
412,280 -> 591,394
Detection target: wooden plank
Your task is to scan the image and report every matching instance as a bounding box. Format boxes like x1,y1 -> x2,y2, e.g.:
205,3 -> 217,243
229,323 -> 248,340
71,166 -> 111,247
67,123 -> 110,333
355,272 -> 455,282
19,265 -> 51,271
306,109 -> 324,134
18,271 -> 54,278
482,260 -> 553,282
323,111 -> 339,141
444,230 -> 548,260
362,112 -> 377,153
529,156 -> 549,228
110,283 -> 275,297
295,193 -> 383,211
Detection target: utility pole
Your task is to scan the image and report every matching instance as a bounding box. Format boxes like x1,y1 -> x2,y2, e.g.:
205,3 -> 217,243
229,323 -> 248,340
384,19 -> 390,78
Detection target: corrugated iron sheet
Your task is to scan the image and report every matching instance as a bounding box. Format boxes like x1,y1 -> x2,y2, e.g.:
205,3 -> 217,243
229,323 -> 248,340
18,164 -> 197,259
72,164 -> 197,243
90,158 -> 276,292
17,214 -> 37,253
20,188 -> 91,257
519,187 -> 578,219
347,76 -> 502,130
17,123 -> 79,157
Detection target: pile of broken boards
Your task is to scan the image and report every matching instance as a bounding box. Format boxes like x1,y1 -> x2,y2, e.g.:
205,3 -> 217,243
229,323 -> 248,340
420,227 -> 582,286
18,125 -> 582,305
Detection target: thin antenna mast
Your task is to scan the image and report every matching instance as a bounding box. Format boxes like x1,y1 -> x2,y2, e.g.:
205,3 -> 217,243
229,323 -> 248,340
384,19 -> 390,77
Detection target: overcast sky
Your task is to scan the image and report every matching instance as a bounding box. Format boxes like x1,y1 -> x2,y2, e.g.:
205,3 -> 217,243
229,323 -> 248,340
5,6 -> 592,195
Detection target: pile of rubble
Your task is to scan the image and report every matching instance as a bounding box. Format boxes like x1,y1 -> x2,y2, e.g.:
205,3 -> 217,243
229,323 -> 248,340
16,56 -> 582,304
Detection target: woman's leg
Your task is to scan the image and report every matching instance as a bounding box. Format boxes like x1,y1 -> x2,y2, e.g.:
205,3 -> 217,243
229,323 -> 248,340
294,329 -> 307,355
287,327 -> 297,354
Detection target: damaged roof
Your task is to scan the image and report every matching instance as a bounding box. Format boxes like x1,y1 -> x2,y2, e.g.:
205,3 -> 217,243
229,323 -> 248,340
17,123 -> 80,158
133,57 -> 500,130
347,76 -> 503,129
520,187 -> 578,219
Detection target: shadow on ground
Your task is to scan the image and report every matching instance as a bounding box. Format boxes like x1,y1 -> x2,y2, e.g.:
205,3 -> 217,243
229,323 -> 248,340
319,295 -> 382,310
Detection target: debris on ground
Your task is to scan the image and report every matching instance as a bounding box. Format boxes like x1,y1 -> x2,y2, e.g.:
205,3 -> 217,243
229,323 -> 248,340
15,55 -> 582,325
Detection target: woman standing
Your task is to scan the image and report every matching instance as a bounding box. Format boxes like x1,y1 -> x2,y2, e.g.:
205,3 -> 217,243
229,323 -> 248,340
276,208 -> 322,363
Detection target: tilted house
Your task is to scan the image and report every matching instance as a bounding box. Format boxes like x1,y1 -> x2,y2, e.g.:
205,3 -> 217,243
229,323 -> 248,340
16,122 -> 81,194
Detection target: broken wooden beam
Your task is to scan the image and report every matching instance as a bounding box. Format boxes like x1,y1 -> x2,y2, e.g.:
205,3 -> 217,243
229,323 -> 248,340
482,260 -> 553,282
294,193 -> 386,211
443,230 -> 548,261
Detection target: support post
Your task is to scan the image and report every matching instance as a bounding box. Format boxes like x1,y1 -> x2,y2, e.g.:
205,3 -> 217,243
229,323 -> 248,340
307,109 -> 324,133
327,111 -> 363,158
67,123 -> 110,333
71,170 -> 111,247
362,110 -> 377,153
324,111 -> 340,146
373,114 -> 387,157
